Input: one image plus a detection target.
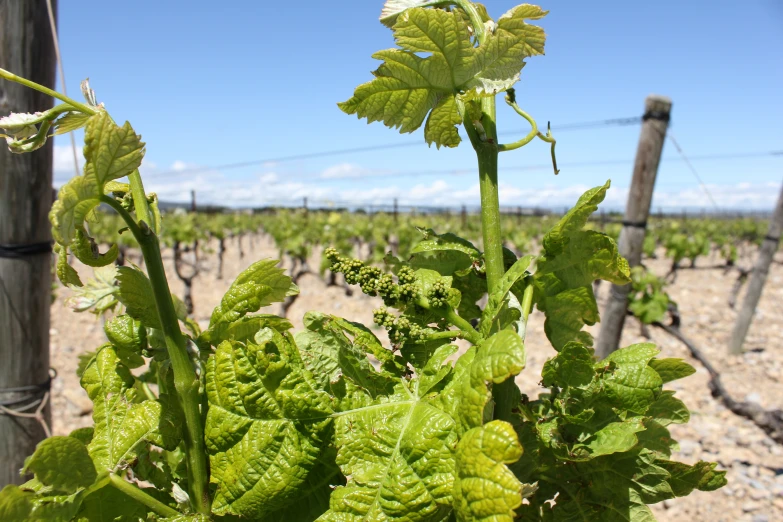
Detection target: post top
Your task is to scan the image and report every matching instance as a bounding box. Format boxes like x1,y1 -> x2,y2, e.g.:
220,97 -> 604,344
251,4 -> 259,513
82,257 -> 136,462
645,94 -> 673,112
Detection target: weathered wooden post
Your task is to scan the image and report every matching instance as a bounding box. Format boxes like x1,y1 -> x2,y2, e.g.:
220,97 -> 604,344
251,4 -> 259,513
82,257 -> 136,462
190,189 -> 196,212
0,0 -> 57,486
728,182 -> 783,354
393,198 -> 398,223
596,95 -> 672,359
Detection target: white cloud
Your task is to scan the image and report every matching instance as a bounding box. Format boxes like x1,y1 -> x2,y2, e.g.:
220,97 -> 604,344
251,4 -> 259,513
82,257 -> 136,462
319,162 -> 393,180
50,151 -> 781,212
320,163 -> 370,179
53,144 -> 83,179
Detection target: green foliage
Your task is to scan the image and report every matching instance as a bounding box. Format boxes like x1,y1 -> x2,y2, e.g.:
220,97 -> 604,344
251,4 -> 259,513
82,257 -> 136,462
514,343 -> 725,520
0,1 -> 724,520
340,2 -> 546,148
627,266 -> 674,324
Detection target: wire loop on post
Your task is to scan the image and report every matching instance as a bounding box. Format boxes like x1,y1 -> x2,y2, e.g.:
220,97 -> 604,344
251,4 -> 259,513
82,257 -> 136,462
0,368 -> 56,438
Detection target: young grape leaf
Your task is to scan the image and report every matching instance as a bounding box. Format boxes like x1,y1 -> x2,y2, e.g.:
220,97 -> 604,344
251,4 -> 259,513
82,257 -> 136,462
0,483 -> 87,522
480,255 -> 532,337
205,330 -> 335,518
116,266 -> 162,329
600,343 -> 663,414
438,329 -> 526,433
22,436 -> 97,494
534,182 -> 630,350
65,264 -> 119,315
104,314 -> 147,369
74,483 -> 150,522
54,243 -> 83,287
296,312 -> 398,396
208,259 -> 297,327
49,112 -> 144,246
453,420 -> 534,522
199,314 -> 293,346
648,358 -> 696,384
645,390 -> 690,426
541,341 -> 595,388
321,387 -> 457,521
658,460 -> 727,496
71,229 -> 119,267
81,345 -> 180,472
340,7 -> 547,148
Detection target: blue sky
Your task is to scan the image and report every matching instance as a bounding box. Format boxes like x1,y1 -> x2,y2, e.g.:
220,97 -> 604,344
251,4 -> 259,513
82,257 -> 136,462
51,1 -> 783,210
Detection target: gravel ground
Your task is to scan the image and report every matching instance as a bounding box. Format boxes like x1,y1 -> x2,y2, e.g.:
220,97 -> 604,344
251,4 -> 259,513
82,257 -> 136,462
49,234 -> 783,521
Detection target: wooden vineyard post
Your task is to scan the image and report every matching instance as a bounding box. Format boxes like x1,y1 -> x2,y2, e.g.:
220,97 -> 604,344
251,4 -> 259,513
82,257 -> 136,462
728,181 -> 783,354
0,0 -> 57,486
596,95 -> 672,359
190,189 -> 196,212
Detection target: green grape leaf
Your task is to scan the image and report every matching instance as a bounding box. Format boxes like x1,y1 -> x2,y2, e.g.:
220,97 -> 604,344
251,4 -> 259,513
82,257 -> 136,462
321,388 -> 456,521
82,111 -> 145,188
438,329 -> 526,433
534,183 -> 631,350
205,330 -> 335,518
209,259 -> 297,327
340,7 -> 547,148
646,390 -> 690,426
54,243 -> 82,287
480,255 -> 532,337
52,111 -> 91,135
0,485 -> 32,522
648,358 -> 696,384
424,95 -> 463,149
75,483 -> 149,522
65,265 -> 119,315
417,342 -> 458,396
496,4 -> 548,57
71,229 -> 118,268
49,112 -> 144,246
412,229 -> 481,261
541,341 -> 595,388
535,279 -> 597,351
659,460 -> 727,496
0,482 -> 88,522
453,420 -> 533,522
571,450 -> 674,509
379,0 -> 434,28
81,346 -> 180,472
104,314 -> 146,369
22,437 -> 97,493
600,343 -> 663,414
115,266 -> 161,329
634,420 -> 677,459
199,314 -> 293,346
538,230 -> 630,288
579,417 -> 646,459
69,427 -> 95,446
296,312 -> 397,397
543,180 -> 611,256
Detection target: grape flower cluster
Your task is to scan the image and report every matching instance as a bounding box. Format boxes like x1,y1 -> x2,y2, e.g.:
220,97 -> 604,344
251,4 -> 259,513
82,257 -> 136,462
326,248 -> 451,345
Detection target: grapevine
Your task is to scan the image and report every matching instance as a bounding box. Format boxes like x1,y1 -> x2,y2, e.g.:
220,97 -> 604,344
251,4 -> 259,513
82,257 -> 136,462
0,2 -> 726,521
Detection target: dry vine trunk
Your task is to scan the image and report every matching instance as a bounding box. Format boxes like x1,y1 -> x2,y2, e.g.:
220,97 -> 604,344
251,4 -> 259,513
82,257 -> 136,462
0,0 -> 57,487
654,321 -> 783,444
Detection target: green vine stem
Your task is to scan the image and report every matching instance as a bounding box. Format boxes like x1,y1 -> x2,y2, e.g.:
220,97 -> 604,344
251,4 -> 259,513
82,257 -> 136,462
0,67 -> 96,115
108,474 -> 180,518
415,297 -> 481,344
100,195 -> 210,514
